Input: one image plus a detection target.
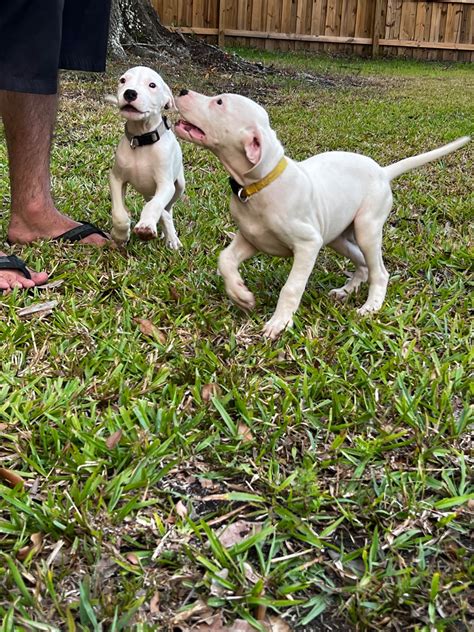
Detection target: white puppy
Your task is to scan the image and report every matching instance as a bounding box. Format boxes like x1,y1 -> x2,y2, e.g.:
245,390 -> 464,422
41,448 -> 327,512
175,89 -> 469,339
108,66 -> 184,247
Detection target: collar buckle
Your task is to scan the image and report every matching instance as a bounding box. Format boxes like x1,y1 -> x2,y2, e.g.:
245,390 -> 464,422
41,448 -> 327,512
237,188 -> 249,203
126,119 -> 169,150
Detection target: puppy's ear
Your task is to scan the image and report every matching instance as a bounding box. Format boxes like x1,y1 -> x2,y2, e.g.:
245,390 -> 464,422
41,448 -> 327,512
104,94 -> 119,106
164,91 -> 176,111
161,80 -> 176,111
243,127 -> 263,165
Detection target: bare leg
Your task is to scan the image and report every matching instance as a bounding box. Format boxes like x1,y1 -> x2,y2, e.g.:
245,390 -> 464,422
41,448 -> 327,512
0,91 -> 107,246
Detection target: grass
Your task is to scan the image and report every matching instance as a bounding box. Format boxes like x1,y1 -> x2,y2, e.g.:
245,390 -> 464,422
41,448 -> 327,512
0,49 -> 473,631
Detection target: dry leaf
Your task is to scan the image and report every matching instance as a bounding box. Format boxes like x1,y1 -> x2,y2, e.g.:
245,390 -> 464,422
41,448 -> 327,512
237,422 -> 253,443
199,493 -> 229,502
134,318 -> 166,343
171,599 -> 212,625
192,613 -> 225,631
17,533 -> 43,561
210,568 -> 229,597
201,383 -> 221,403
0,423 -> 8,432
264,615 -> 292,631
0,467 -> 25,488
16,545 -> 31,561
36,279 -> 64,290
17,300 -> 58,318
199,478 -> 217,489
46,539 -> 65,567
126,552 -> 140,565
149,591 -> 160,614
242,562 -> 260,585
226,620 -> 255,632
217,520 -> 262,548
175,500 -> 188,519
105,429 -> 123,449
31,533 -> 42,547
170,286 -> 180,301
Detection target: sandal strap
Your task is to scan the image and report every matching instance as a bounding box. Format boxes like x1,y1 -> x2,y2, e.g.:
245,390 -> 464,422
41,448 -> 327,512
53,222 -> 108,243
0,255 -> 32,280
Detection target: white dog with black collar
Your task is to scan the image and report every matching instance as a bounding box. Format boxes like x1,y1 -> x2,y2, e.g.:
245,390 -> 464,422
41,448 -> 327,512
175,89 -> 469,339
108,66 -> 184,248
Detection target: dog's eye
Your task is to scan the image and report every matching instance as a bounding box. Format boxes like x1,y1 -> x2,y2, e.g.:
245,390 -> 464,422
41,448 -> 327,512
216,98 -> 223,105
149,82 -> 156,89
119,77 -> 126,84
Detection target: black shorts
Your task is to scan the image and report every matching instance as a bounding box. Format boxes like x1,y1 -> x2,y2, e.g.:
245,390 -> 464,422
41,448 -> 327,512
0,0 -> 112,95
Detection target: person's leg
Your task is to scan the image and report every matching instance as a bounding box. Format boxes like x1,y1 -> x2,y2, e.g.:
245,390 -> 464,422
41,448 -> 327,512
0,0 -> 109,289
1,90 -> 107,246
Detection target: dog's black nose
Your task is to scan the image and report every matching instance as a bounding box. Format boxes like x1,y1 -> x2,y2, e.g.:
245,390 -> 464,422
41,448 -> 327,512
178,89 -> 189,97
124,89 -> 138,102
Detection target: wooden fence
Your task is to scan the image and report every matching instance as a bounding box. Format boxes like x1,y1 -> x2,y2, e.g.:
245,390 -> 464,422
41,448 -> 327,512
152,0 -> 474,61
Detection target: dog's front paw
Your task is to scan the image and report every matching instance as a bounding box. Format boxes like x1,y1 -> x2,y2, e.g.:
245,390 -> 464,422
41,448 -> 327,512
110,226 -> 130,244
262,312 -> 293,340
329,287 -> 349,302
134,222 -> 157,241
226,281 -> 256,312
357,299 -> 383,315
166,236 -> 182,250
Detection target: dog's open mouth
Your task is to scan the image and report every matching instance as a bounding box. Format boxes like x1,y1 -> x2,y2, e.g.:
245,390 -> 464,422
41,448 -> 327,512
175,119 -> 206,142
121,104 -> 142,114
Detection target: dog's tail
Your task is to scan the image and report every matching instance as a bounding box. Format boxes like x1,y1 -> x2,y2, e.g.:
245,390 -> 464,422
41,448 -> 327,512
383,136 -> 470,181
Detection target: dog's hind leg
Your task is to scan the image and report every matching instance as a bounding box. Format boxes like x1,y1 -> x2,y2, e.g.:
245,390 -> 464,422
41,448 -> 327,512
160,170 -> 185,249
353,195 -> 392,314
165,170 -> 185,213
328,227 -> 368,301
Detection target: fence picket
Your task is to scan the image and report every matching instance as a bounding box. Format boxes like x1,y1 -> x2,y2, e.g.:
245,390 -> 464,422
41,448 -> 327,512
156,0 -> 474,61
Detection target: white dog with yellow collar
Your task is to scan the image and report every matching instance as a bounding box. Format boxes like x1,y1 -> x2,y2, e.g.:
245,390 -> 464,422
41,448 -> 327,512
175,89 -> 469,339
108,66 -> 184,248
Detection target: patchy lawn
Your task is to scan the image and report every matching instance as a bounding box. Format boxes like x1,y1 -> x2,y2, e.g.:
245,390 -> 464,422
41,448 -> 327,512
0,49 -> 473,631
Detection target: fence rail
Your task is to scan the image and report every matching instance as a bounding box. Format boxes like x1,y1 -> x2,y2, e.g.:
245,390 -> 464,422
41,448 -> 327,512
152,0 -> 474,62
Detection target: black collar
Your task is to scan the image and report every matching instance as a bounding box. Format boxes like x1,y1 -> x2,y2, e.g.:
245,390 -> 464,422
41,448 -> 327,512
228,176 -> 243,198
124,116 -> 170,149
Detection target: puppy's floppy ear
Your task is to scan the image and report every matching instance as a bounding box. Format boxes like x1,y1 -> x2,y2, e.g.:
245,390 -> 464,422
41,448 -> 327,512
243,126 -> 263,165
104,94 -> 119,106
160,79 -> 176,111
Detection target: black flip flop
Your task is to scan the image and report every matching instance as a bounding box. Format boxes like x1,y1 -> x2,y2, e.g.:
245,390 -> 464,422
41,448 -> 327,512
53,221 -> 108,243
0,254 -> 32,279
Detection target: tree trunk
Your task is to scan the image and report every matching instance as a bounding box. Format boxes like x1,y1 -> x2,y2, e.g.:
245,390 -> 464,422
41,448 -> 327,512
108,0 -> 263,73
108,0 -> 186,60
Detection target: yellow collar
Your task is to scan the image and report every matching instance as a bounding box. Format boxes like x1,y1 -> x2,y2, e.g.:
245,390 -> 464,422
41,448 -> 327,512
229,157 -> 288,202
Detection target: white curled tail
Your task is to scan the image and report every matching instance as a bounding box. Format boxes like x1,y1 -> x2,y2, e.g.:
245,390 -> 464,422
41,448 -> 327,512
384,136 -> 470,181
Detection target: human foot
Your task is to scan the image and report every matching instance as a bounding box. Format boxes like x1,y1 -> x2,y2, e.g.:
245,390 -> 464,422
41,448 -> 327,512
8,206 -> 109,246
0,254 -> 48,293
